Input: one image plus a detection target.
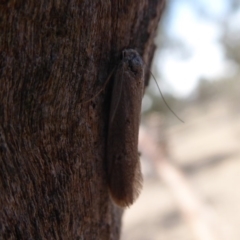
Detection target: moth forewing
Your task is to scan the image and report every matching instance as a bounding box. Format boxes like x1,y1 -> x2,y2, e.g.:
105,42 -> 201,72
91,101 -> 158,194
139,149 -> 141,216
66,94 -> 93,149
107,49 -> 144,207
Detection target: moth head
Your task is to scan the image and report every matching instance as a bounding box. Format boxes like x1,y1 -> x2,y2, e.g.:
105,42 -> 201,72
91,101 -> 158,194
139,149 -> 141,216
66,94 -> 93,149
122,49 -> 144,76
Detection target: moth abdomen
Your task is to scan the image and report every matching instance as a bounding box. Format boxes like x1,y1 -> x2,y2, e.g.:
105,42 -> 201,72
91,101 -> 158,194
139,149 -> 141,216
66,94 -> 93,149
107,49 -> 144,207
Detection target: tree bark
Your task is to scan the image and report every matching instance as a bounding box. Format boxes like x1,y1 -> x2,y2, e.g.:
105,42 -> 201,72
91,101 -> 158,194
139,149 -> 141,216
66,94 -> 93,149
0,1 -> 165,239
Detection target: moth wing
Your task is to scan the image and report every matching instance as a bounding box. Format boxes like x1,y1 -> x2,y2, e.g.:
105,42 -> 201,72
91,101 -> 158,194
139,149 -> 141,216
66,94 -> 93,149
107,64 -> 143,207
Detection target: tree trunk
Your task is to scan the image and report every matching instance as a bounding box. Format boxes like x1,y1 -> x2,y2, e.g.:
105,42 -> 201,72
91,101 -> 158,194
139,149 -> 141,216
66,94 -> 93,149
0,1 -> 165,239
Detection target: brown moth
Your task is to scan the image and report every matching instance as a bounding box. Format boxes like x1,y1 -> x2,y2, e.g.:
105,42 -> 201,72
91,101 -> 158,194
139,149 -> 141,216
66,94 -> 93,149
107,49 -> 144,207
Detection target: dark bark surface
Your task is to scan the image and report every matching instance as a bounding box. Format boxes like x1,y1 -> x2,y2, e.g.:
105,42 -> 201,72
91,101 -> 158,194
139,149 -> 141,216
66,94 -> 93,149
0,1 -> 165,239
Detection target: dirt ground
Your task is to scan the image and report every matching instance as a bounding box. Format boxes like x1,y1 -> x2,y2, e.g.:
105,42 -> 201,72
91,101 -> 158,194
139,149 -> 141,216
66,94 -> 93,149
121,99 -> 240,240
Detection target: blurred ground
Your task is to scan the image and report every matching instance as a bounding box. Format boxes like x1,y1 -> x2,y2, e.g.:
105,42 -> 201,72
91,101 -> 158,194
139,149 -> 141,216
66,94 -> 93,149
121,98 -> 240,240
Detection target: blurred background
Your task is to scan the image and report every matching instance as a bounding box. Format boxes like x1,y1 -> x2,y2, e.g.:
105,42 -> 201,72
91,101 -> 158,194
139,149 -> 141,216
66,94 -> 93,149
122,0 -> 240,239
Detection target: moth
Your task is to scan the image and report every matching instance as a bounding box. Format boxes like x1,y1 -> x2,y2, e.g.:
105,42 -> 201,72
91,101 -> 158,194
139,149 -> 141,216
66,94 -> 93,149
107,49 -> 144,207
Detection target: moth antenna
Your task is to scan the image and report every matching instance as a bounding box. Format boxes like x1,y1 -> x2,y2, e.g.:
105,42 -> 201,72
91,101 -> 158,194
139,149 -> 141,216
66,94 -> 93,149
83,67 -> 116,104
150,71 -> 184,123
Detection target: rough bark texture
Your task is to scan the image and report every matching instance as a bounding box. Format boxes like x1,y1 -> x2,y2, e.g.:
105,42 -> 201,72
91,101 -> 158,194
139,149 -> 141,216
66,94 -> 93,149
0,1 -> 165,239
